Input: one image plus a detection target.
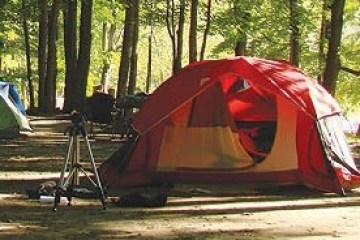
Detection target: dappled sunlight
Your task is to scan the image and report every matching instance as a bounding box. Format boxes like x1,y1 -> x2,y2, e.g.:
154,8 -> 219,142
1,117 -> 360,239
117,194 -> 360,217
0,172 -> 59,180
92,216 -> 266,239
0,224 -> 48,239
0,119 -> 120,174
91,218 -> 343,240
1,185 -> 360,239
7,156 -> 62,162
89,193 -> 360,239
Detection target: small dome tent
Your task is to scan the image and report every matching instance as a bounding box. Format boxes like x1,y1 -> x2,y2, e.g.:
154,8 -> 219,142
99,57 -> 360,194
0,81 -> 32,138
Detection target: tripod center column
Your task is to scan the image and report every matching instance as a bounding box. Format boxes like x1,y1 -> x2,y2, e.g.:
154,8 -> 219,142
72,134 -> 81,185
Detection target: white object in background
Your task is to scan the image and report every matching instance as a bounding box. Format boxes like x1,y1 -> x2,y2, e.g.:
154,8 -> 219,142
39,195 -> 68,205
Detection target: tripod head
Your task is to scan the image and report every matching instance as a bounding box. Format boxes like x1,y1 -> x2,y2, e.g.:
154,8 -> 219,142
65,111 -> 87,137
71,111 -> 85,126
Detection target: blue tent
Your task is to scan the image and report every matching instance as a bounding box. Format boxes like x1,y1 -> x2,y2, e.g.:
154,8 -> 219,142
0,81 -> 27,115
0,81 -> 31,138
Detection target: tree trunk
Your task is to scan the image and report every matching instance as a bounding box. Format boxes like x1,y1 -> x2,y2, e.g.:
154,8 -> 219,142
22,0 -> 35,112
127,0 -> 139,96
145,26 -> 153,93
117,0 -> 136,100
234,38 -> 247,56
289,0 -> 300,66
166,0 -> 177,75
200,0 -> 212,61
322,0 -> 345,95
101,22 -> 110,91
100,10 -> 117,92
38,0 -> 48,113
74,0 -> 93,111
44,0 -> 60,114
174,0 -> 186,73
317,0 -> 328,82
189,0 -> 198,63
63,0 -> 78,112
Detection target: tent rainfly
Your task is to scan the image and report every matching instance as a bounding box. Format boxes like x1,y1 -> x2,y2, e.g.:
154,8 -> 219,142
99,57 -> 360,194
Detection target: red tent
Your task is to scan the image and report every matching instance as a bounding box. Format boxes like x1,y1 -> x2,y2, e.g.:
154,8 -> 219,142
99,57 -> 360,194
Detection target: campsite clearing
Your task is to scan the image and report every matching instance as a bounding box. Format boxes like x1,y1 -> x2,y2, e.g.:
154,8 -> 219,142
1,117 -> 360,240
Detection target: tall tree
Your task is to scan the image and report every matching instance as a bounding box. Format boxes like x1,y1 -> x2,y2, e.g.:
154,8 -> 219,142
21,0 -> 35,112
166,0 -> 186,74
100,22 -> 116,92
200,0 -> 212,61
323,0 -> 345,95
75,0 -> 93,111
117,0 -> 137,100
100,1 -> 118,92
233,2 -> 248,56
62,0 -> 94,112
37,0 -> 48,113
189,0 -> 198,63
142,0 -> 163,93
289,0 -> 300,66
317,0 -> 328,82
63,0 -> 78,112
166,0 -> 177,74
145,25 -> 153,93
144,0 -> 156,93
43,0 -> 60,114
127,0 -> 140,95
175,0 -> 185,71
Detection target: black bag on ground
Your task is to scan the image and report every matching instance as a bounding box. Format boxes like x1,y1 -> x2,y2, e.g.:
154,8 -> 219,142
113,192 -> 168,208
26,181 -> 56,199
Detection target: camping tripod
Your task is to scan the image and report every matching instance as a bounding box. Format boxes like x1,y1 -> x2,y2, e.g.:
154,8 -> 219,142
53,112 -> 107,211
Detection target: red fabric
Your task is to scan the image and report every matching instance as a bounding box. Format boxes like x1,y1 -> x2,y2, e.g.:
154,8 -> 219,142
187,82 -> 235,128
227,87 -> 276,121
295,110 -> 346,193
133,57 -> 341,134
334,167 -> 360,190
101,56 -> 350,193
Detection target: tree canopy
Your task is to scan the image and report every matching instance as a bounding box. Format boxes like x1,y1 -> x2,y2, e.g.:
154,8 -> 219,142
0,0 -> 359,114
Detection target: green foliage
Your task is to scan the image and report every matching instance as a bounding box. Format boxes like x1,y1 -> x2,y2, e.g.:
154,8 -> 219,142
0,0 -> 38,87
335,0 -> 360,114
140,0 -> 168,27
94,0 -> 125,23
211,0 -> 290,58
0,0 -> 359,112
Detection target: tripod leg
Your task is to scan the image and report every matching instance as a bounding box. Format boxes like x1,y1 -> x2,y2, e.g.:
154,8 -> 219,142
65,135 -> 80,206
52,190 -> 61,212
72,135 -> 81,186
83,135 -> 107,210
53,136 -> 75,211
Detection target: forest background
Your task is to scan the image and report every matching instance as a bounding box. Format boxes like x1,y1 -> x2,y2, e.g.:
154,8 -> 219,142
0,0 -> 359,116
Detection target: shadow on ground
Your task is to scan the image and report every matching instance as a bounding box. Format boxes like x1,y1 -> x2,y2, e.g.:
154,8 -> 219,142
1,117 -> 360,239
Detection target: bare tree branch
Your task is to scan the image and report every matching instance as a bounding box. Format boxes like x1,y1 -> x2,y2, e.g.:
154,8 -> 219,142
341,66 -> 360,76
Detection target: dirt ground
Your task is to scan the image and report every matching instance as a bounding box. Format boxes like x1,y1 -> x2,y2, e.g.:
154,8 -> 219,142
1,117 -> 360,240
